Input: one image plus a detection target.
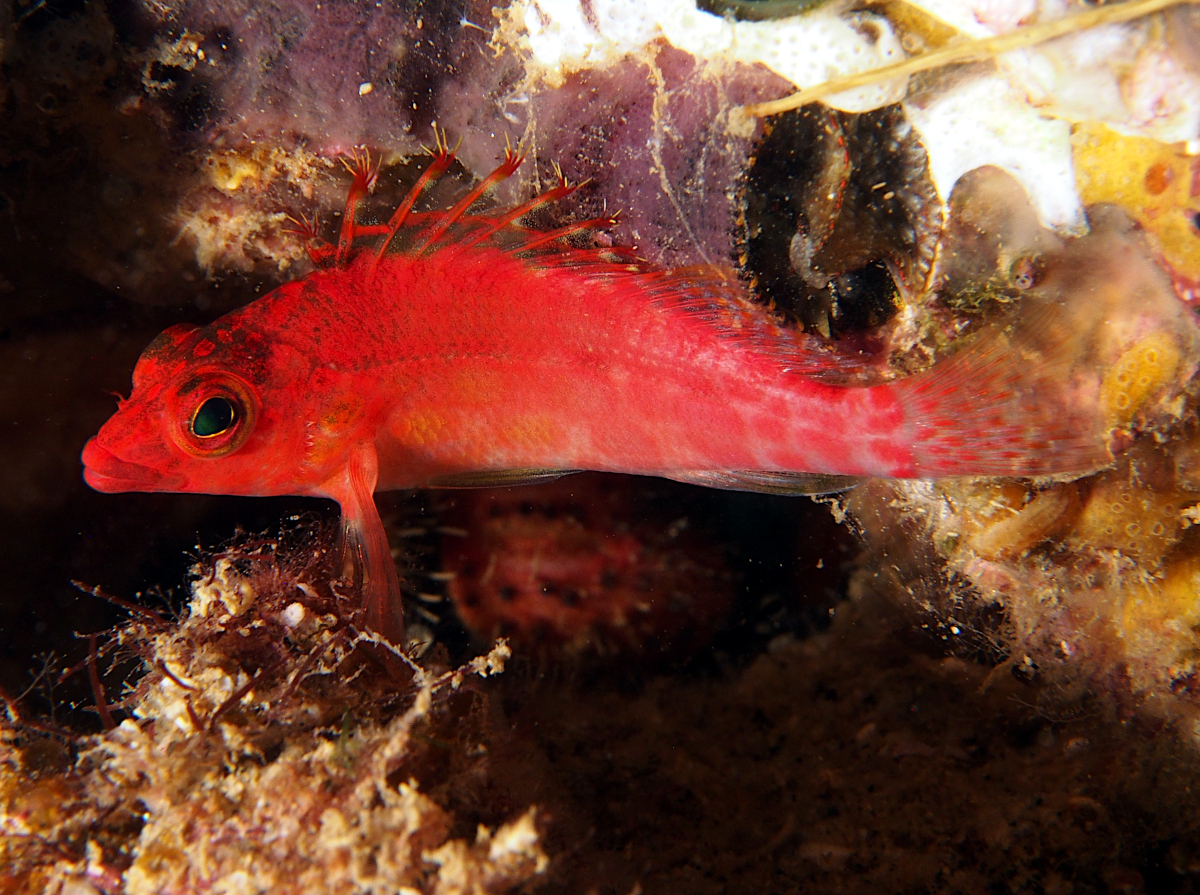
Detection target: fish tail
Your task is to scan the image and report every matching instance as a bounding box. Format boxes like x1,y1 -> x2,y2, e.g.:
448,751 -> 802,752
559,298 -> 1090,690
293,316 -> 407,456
892,301 -> 1112,478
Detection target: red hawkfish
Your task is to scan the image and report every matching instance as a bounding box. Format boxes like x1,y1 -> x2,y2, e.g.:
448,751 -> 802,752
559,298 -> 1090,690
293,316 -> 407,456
82,137 -> 1108,642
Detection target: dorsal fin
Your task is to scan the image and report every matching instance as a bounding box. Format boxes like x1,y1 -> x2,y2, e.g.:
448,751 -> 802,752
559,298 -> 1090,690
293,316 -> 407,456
295,133 -> 882,385
522,252 -> 878,381
644,266 -> 875,378
376,126 -> 458,261
411,138 -> 524,254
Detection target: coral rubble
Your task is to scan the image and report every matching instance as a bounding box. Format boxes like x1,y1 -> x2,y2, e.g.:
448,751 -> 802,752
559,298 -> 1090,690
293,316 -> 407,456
9,542 -> 1200,892
845,167 -> 1200,729
2,527 -> 544,894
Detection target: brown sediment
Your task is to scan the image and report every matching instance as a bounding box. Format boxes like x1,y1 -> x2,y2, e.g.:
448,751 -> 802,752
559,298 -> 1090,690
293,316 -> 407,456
8,533 -> 1200,892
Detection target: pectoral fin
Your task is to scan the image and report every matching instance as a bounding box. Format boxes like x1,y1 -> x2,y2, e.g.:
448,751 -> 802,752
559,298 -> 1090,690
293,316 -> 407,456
323,444 -> 405,643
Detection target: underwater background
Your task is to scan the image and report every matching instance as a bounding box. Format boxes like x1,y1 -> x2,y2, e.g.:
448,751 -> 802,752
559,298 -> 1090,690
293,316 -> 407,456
5,0 -> 1200,891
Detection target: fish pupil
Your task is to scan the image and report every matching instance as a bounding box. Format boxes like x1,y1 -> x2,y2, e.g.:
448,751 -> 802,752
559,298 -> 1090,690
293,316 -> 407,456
193,396 -> 236,437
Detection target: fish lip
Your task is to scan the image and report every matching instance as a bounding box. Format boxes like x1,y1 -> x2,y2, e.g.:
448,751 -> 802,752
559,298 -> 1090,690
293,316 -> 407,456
81,438 -> 175,492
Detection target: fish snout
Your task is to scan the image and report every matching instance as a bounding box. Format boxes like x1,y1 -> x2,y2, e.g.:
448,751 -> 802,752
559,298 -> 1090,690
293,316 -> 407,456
82,437 -> 174,492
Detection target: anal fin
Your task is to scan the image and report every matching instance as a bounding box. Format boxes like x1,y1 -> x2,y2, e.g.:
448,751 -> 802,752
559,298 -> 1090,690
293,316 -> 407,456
425,468 -> 580,488
665,470 -> 863,496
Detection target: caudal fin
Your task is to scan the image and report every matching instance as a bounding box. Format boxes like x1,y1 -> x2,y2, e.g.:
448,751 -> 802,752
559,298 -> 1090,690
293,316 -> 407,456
897,309 -> 1108,475
893,300 -> 1113,478
890,177 -> 1200,479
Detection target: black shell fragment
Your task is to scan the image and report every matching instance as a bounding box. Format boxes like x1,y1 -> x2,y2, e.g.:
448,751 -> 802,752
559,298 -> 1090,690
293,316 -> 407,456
740,103 -> 941,338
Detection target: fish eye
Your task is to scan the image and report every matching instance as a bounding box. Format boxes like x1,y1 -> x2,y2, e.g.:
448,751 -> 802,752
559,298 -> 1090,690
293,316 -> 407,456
1009,254 -> 1045,291
171,373 -> 259,458
192,396 -> 236,437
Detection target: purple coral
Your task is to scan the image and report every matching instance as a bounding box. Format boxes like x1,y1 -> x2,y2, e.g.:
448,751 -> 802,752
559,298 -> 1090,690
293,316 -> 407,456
134,0 -> 496,153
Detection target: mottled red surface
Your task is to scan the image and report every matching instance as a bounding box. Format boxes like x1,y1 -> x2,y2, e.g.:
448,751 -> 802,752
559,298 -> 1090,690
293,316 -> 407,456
439,475 -> 733,659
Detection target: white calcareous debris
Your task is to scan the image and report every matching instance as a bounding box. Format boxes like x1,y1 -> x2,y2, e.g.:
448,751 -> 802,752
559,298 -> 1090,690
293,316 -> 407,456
906,0 -> 1200,142
903,71 -> 1083,230
279,600 -> 307,628
191,556 -> 257,617
509,0 -> 1200,233
516,0 -> 909,112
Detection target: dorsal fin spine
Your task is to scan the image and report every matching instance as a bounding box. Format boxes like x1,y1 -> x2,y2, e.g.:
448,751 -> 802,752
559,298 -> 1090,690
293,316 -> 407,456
374,126 -> 458,266
512,214 -> 619,255
412,138 -> 525,254
454,169 -> 584,254
336,147 -> 380,265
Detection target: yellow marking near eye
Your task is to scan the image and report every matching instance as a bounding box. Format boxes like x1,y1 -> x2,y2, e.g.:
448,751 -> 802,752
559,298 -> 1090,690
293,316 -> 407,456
320,396 -> 366,431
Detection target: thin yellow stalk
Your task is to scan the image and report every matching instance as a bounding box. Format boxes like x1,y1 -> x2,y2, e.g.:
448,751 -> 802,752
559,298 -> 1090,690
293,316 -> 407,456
742,0 -> 1194,118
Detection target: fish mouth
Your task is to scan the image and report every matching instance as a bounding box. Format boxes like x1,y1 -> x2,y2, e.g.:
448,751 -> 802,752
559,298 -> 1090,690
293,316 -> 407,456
81,438 -> 175,492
